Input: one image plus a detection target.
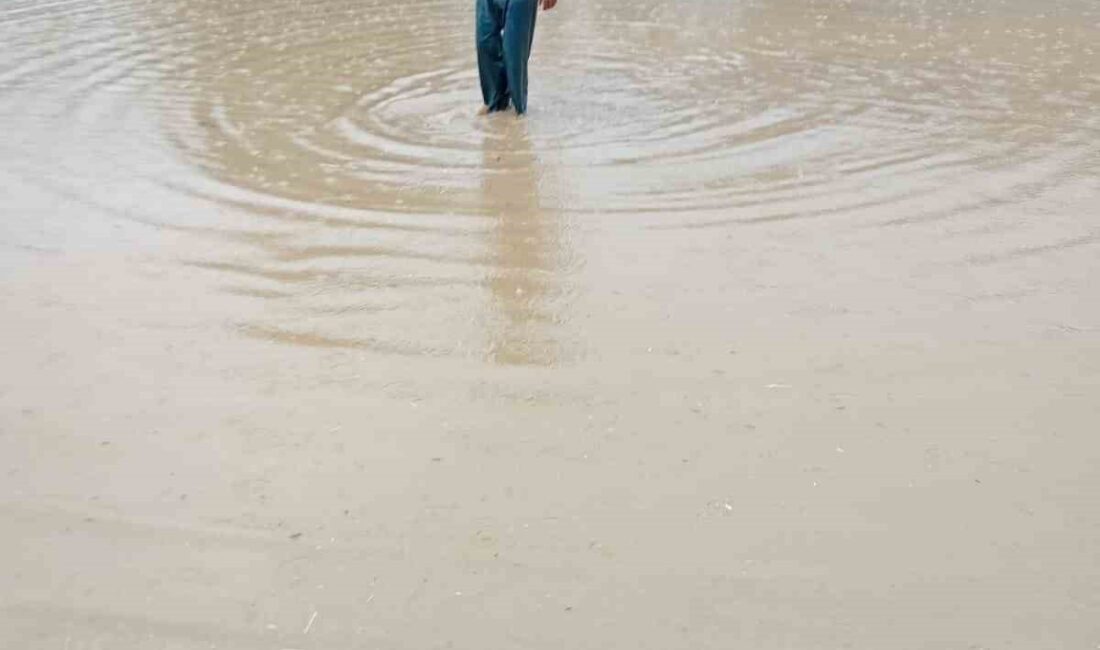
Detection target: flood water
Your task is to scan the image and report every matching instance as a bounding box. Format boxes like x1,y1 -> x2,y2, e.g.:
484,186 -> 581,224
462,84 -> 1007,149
2,0 -> 1099,647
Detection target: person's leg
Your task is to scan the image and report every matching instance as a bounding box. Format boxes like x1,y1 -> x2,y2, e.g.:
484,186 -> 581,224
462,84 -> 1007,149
476,0 -> 510,111
502,0 -> 538,114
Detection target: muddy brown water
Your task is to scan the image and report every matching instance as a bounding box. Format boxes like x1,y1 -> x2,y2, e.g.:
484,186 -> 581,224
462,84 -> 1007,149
2,0 -> 1099,647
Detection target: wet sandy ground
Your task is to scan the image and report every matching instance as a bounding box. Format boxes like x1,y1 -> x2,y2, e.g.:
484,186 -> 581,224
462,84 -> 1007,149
2,0 -> 1099,647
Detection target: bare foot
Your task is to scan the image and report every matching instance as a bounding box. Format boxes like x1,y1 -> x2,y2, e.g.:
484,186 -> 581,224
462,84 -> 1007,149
476,105 -> 491,116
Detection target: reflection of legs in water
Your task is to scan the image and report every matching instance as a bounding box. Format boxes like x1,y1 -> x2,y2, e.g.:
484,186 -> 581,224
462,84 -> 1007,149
480,123 -> 558,365
476,0 -> 539,115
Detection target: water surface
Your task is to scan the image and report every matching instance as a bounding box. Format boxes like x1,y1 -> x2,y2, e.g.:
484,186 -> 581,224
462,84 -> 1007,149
2,0 -> 1098,647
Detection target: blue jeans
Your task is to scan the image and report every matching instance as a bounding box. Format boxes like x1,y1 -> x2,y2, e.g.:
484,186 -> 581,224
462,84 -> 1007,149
476,0 -> 538,114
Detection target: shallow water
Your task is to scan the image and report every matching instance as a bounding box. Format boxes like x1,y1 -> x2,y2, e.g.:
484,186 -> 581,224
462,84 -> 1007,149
2,0 -> 1099,647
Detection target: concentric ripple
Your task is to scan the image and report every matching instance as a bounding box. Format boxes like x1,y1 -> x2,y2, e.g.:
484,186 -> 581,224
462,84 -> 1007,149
159,0 -> 1100,221
3,0 -> 1098,362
